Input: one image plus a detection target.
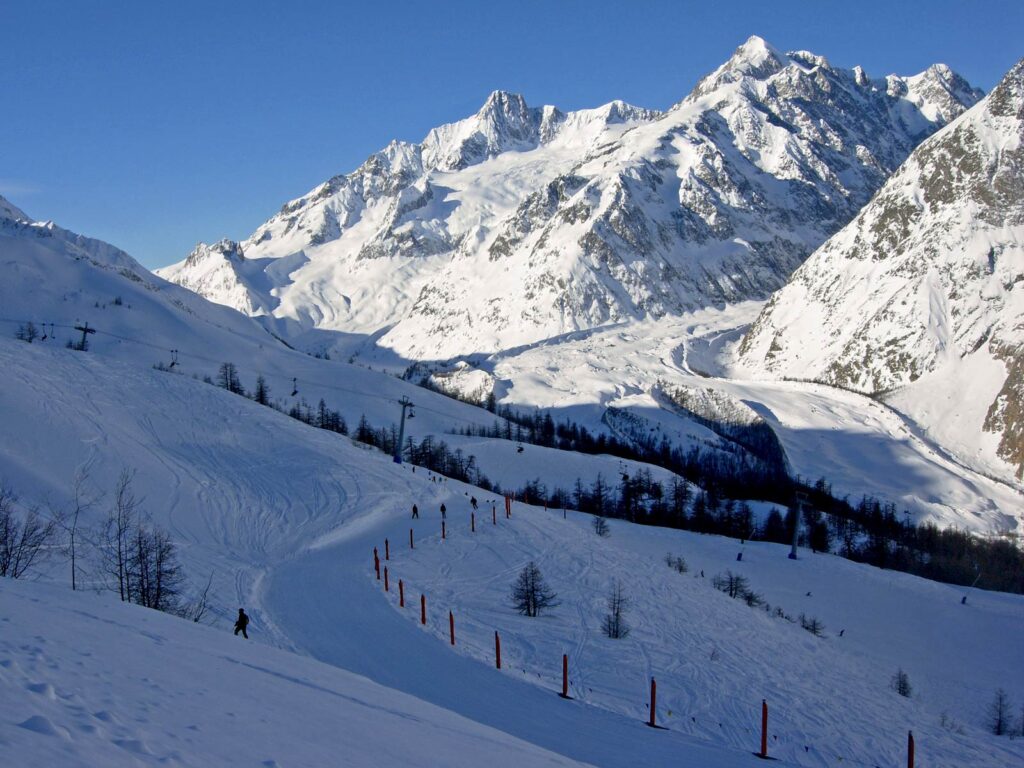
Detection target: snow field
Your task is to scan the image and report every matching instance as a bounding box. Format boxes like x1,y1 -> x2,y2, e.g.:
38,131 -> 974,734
355,490 -> 1024,768
0,579 -> 593,768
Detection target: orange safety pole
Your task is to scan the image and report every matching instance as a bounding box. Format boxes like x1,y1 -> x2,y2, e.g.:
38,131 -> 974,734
471,512 -> 475,532
385,538 -> 389,561
907,731 -> 914,768
649,678 -> 657,727
399,579 -> 405,607
760,699 -> 768,758
420,594 -> 426,625
449,611 -> 455,645
559,654 -> 569,698
442,521 -> 446,540
493,506 -> 496,525
384,566 -> 389,591
410,528 -> 414,549
374,548 -> 380,580
495,631 -> 501,669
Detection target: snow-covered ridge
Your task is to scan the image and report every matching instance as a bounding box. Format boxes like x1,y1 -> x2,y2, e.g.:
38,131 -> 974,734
737,57 -> 1024,480
157,36 -> 981,361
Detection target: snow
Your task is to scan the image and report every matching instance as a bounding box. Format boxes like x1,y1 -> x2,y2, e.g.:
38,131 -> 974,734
157,40 -> 979,363
737,58 -> 1024,484
0,579 -> 592,768
1,202 -> 1022,768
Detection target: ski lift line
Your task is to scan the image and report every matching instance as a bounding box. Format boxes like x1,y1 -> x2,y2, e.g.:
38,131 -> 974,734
0,317 -> 501,425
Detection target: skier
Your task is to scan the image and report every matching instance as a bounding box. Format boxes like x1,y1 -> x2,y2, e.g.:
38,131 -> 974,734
234,608 -> 250,639
470,496 -> 478,511
412,503 -> 419,519
440,503 -> 447,520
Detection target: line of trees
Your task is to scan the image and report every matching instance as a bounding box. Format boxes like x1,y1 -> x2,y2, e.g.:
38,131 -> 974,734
0,472 -> 211,622
189,363 -> 1024,594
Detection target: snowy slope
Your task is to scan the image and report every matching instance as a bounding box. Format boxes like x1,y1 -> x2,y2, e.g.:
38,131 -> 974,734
158,37 -> 980,360
0,579 -> 591,768
1,210 -> 1022,766
425,309 -> 1022,533
737,57 -> 1024,481
5,194 -> 1020,534
264,482 -> 1024,768
2,335 -> 1019,768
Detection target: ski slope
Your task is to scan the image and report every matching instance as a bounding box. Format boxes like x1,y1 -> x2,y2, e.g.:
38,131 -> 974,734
0,579 -> 592,768
1,333 -> 1020,767
264,487 -> 1024,768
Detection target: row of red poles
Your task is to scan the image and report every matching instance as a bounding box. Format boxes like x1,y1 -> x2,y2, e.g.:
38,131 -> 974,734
372,498 -> 917,767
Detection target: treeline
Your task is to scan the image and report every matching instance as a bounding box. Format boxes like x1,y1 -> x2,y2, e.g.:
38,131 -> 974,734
453,411 -> 789,503
195,362 -> 1024,594
505,472 -> 1024,594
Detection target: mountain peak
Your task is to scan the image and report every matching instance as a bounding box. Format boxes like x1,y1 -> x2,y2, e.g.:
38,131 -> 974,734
688,35 -> 790,99
0,194 -> 31,223
727,35 -> 788,76
479,90 -> 529,114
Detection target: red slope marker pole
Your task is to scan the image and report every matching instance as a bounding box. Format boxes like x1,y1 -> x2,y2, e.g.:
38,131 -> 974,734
492,506 -> 496,525
559,654 -> 570,699
649,678 -> 657,728
385,538 -> 390,561
449,611 -> 455,645
907,731 -> 915,768
442,521 -> 446,540
374,548 -> 380,580
410,528 -> 414,549
760,699 -> 768,758
471,512 -> 475,532
420,594 -> 426,625
399,579 -> 405,607
495,631 -> 501,669
384,566 -> 389,592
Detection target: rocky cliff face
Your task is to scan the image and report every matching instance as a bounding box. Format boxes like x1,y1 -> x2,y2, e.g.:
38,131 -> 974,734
739,58 -> 1024,478
158,36 -> 981,360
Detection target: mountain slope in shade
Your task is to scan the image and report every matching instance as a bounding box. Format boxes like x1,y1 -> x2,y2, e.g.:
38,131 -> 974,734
738,58 -> 1024,480
158,37 -> 981,360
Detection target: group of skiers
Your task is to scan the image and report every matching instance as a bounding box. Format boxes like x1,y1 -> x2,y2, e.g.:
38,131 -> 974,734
411,495 -> 479,521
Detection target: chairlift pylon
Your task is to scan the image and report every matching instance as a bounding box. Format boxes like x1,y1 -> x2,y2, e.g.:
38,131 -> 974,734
168,349 -> 178,369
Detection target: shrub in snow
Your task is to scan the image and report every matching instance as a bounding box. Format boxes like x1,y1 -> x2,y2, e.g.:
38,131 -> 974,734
799,613 -> 826,637
987,688 -> 1013,736
510,561 -> 558,617
712,570 -> 750,599
664,552 -> 688,573
0,482 -> 57,579
601,581 -> 630,639
891,668 -> 912,698
592,516 -> 610,537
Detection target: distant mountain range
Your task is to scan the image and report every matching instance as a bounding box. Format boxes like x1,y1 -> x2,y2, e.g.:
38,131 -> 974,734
157,36 -> 981,361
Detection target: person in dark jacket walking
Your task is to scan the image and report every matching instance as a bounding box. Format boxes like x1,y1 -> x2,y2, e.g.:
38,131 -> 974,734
234,608 -> 250,639
440,503 -> 447,520
470,496 -> 478,510
412,503 -> 419,519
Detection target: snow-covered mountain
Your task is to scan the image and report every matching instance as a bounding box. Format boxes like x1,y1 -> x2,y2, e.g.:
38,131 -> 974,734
737,57 -> 1024,480
158,37 -> 981,360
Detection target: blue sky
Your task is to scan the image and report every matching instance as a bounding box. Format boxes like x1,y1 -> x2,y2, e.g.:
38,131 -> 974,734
2,0 -> 1020,269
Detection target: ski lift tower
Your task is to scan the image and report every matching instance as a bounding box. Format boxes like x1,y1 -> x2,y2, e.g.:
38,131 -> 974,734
789,490 -> 808,560
394,396 -> 415,464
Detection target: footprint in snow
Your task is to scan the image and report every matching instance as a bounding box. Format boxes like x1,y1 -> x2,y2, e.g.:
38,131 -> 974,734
114,738 -> 155,755
25,682 -> 57,700
18,715 -> 69,739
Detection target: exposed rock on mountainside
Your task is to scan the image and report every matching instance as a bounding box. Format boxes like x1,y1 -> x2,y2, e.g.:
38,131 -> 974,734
158,37 -> 981,360
739,58 -> 1024,479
